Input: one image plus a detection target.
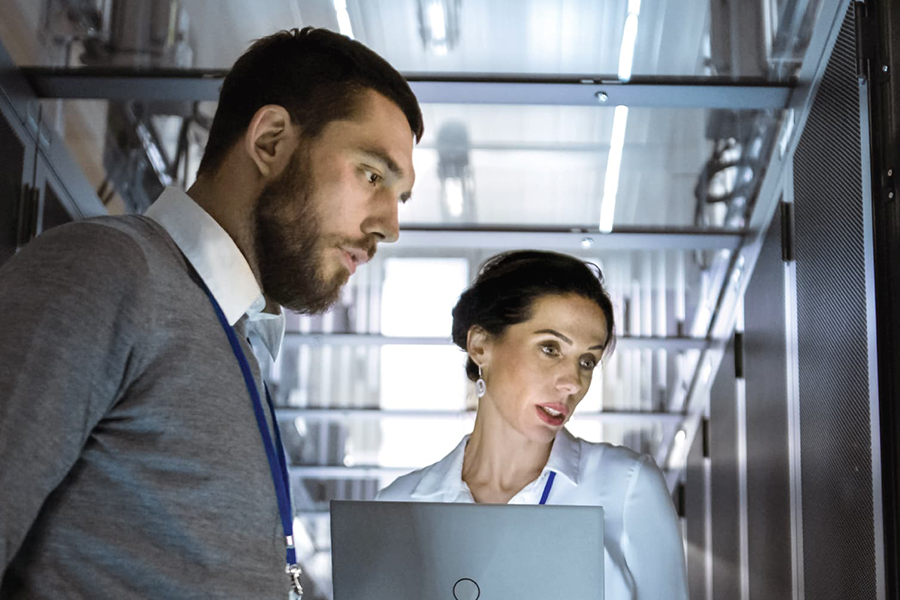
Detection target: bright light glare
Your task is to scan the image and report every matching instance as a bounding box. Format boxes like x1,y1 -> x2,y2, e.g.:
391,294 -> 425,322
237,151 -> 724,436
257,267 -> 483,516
428,2 -> 447,40
290,517 -> 316,561
700,358 -> 713,384
669,428 -> 689,470
333,0 -> 354,38
599,106 -> 629,233
443,177 -> 464,217
379,258 -> 470,468
380,258 -> 467,337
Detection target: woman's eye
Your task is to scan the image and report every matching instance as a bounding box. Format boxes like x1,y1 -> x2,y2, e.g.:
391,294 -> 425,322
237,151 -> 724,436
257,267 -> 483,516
540,344 -> 559,356
580,357 -> 598,370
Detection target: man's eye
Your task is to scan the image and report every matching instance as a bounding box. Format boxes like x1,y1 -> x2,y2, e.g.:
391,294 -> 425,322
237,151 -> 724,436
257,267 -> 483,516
364,170 -> 381,186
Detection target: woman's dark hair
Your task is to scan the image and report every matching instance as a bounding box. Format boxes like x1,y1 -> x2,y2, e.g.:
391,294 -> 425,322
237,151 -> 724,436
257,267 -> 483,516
451,250 -> 617,382
197,27 -> 424,177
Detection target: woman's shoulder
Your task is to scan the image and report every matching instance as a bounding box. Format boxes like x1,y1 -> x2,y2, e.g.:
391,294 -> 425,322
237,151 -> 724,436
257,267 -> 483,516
376,466 -> 430,501
376,436 -> 469,502
574,435 -> 664,491
577,435 -> 645,471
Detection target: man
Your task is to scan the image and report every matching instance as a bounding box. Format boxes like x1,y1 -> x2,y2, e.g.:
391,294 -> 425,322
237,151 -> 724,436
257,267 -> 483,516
0,27 -> 422,598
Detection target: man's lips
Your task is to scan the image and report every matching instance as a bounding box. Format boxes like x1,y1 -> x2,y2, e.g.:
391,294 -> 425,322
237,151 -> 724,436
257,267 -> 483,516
339,245 -> 373,275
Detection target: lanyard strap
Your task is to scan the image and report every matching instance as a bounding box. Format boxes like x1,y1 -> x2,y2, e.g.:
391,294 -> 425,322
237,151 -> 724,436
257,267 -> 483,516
539,471 -> 556,505
198,280 -> 297,567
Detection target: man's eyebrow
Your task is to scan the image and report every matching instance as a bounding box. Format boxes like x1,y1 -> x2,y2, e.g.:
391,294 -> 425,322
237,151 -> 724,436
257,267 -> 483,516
359,146 -> 404,180
535,328 -> 606,351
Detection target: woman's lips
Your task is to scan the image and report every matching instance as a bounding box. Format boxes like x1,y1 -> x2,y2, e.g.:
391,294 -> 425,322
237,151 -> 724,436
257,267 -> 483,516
536,404 -> 566,426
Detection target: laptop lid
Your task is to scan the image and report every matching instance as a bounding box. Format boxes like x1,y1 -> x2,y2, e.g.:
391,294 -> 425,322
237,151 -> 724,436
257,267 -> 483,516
331,500 -> 604,600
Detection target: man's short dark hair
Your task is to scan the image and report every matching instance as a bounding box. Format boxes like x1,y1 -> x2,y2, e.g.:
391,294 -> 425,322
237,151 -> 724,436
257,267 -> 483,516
197,27 -> 424,176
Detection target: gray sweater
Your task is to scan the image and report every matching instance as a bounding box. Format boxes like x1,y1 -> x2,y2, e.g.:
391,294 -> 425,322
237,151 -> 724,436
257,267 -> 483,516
0,216 -> 289,599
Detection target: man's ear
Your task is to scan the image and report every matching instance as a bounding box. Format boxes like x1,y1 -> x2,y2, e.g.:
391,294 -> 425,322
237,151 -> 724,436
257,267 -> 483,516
244,105 -> 297,179
466,326 -> 493,372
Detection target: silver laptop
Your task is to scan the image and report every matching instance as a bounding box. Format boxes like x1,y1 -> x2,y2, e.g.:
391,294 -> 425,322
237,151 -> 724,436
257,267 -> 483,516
331,500 -> 604,599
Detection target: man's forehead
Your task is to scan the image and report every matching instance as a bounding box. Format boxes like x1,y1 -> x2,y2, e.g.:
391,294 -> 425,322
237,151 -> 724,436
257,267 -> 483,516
317,91 -> 417,181
350,136 -> 415,182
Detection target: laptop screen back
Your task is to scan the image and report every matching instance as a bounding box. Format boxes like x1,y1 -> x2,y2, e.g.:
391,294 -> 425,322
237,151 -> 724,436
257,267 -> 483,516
331,500 -> 604,599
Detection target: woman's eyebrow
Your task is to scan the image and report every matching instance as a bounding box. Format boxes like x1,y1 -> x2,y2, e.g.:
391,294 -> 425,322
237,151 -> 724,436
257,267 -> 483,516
534,328 -> 605,351
534,329 -> 572,344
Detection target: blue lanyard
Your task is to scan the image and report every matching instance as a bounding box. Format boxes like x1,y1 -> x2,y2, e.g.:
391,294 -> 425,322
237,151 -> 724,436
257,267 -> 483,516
198,281 -> 297,568
539,471 -> 556,505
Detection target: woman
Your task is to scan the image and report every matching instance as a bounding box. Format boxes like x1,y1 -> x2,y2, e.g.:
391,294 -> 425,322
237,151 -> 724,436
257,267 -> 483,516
378,250 -> 689,599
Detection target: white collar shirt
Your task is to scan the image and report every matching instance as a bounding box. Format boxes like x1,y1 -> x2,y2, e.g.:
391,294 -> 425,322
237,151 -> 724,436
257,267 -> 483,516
377,427 -> 689,600
144,187 -> 285,360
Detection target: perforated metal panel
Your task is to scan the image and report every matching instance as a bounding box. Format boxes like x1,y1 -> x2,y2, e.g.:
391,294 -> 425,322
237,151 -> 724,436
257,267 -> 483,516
743,205 -> 792,600
685,429 -> 707,600
0,103 -> 24,266
792,7 -> 878,599
710,338 -> 740,600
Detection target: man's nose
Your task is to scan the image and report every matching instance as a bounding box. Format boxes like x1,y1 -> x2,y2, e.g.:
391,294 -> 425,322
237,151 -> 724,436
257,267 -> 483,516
362,191 -> 400,243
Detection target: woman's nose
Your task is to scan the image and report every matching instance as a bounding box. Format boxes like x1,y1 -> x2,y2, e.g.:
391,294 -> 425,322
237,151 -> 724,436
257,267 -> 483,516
556,367 -> 583,395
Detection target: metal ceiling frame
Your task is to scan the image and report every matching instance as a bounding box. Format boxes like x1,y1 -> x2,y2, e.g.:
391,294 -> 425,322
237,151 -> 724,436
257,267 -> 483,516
281,333 -> 708,352
19,67 -> 793,109
390,227 -> 743,251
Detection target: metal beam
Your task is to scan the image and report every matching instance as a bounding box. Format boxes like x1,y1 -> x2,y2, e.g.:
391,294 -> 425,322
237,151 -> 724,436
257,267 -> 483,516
281,333 -> 708,352
410,79 -> 792,109
391,228 -> 743,251
276,407 -> 685,426
20,67 -> 792,109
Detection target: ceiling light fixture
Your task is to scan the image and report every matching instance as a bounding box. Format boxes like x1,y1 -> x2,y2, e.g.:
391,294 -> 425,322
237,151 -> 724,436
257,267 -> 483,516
599,105 -> 629,233
417,0 -> 461,55
618,14 -> 639,82
599,1 -> 641,233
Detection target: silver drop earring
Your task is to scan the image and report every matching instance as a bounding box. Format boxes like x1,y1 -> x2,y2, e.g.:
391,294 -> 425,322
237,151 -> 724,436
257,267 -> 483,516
475,365 -> 487,398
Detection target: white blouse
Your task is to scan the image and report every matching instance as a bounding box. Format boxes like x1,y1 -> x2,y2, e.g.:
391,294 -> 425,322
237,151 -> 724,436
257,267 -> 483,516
377,428 -> 689,600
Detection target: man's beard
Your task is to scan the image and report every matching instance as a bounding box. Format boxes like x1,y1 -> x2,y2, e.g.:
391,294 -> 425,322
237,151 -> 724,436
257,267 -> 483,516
253,151 -> 348,315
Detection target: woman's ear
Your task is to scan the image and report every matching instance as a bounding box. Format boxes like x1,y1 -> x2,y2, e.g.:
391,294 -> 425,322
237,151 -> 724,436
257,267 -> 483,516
466,326 -> 492,370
